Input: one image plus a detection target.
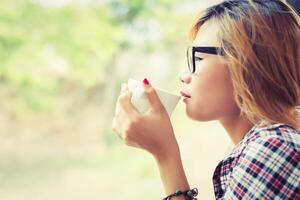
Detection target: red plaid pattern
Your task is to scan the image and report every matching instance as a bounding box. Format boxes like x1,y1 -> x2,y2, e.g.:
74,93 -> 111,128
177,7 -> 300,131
213,123 -> 300,199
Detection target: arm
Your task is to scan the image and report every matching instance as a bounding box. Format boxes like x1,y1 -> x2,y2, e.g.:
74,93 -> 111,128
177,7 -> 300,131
112,81 -> 194,199
155,150 -> 190,200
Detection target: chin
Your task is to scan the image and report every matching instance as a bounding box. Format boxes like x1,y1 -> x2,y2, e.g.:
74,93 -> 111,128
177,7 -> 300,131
186,108 -> 216,122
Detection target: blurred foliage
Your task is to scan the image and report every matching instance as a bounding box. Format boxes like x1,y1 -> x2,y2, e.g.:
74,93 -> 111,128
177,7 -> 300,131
0,1 -> 228,200
0,0 -> 186,113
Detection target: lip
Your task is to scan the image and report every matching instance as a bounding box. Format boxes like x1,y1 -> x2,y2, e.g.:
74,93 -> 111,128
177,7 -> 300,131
180,91 -> 191,98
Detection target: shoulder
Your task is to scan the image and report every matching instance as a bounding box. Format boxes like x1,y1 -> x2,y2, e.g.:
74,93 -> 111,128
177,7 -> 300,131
221,124 -> 300,199
246,123 -> 300,151
239,123 -> 300,166
231,122 -> 300,158
213,123 -> 300,199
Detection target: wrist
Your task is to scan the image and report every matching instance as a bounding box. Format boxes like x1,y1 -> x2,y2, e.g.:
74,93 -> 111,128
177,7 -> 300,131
153,145 -> 181,164
153,148 -> 190,198
163,188 -> 198,200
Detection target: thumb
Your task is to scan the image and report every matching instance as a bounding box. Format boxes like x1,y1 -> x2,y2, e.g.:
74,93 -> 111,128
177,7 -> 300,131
142,78 -> 164,112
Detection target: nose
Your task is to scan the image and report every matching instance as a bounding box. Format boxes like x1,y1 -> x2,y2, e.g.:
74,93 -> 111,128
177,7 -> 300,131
178,69 -> 192,84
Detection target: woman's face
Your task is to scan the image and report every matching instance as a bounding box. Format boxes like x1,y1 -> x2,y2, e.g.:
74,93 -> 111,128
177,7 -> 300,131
180,22 -> 240,121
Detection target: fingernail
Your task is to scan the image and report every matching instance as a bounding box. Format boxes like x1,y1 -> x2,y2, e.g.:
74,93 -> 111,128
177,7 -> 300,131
143,78 -> 150,86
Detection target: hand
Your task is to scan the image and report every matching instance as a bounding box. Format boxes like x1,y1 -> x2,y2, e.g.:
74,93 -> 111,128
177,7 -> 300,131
112,80 -> 180,160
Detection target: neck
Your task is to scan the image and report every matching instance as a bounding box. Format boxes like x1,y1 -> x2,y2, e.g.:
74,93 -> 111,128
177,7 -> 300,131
218,114 -> 254,145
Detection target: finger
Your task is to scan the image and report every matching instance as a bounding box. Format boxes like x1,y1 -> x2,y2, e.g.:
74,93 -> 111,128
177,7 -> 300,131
142,78 -> 164,111
118,90 -> 139,115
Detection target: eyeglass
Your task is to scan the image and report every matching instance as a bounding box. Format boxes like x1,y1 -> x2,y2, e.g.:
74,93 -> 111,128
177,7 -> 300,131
187,46 -> 224,73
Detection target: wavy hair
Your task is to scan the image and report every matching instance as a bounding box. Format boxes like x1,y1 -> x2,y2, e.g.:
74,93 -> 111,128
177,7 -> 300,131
190,0 -> 300,130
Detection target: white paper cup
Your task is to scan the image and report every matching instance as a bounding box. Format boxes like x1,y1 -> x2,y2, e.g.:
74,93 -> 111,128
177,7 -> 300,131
127,79 -> 181,117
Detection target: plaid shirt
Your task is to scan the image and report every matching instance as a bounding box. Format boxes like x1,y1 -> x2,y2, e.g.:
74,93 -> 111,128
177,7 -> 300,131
213,123 -> 300,199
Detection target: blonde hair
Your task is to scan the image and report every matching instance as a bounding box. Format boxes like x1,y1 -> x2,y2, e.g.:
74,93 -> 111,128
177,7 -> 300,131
191,0 -> 300,131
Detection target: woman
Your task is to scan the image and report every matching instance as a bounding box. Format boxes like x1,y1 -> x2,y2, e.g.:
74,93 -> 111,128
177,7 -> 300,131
112,0 -> 300,199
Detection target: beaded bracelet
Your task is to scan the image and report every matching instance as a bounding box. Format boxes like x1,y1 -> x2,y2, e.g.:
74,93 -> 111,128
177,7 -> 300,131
163,188 -> 198,200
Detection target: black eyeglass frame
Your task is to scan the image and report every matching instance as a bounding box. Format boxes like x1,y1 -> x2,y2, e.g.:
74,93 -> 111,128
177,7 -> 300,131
187,46 -> 224,73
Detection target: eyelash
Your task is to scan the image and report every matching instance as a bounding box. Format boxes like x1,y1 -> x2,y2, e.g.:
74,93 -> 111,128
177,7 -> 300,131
195,57 -> 203,61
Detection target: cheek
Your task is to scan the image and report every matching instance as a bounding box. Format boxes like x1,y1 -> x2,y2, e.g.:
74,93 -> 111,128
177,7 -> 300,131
186,64 -> 239,120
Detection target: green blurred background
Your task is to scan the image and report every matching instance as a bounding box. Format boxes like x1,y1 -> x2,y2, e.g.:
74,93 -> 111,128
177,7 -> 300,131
0,0 -> 233,199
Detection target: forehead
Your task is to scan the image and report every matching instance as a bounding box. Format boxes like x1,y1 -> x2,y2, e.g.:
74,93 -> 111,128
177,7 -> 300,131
193,21 -> 221,47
